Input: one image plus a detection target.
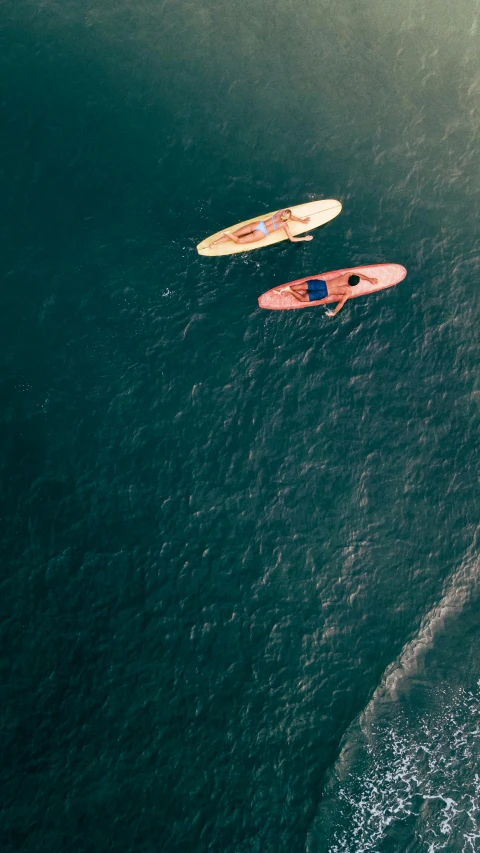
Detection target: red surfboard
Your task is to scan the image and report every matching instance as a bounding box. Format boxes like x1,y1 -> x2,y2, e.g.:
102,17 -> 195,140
258,263 -> 407,310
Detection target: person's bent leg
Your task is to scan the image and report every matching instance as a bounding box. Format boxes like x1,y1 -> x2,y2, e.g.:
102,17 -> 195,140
274,284 -> 309,299
232,223 -> 261,237
289,288 -> 309,302
234,230 -> 265,244
209,232 -> 233,247
209,224 -> 261,248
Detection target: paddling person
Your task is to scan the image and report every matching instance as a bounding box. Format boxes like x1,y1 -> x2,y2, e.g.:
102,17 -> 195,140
276,272 -> 378,316
208,209 -> 313,248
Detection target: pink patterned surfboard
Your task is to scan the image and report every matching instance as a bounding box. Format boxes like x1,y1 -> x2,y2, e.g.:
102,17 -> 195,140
258,264 -> 407,310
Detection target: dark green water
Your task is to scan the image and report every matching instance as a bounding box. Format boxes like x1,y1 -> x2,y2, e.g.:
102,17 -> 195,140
1,1 -> 479,851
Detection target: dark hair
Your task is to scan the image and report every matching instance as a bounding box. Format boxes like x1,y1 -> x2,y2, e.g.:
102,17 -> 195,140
348,274 -> 360,286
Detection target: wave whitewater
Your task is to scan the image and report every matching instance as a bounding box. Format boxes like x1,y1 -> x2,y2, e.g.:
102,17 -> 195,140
307,541 -> 480,852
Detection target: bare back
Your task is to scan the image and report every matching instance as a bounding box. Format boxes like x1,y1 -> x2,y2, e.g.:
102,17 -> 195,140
325,273 -> 355,297
263,212 -> 285,235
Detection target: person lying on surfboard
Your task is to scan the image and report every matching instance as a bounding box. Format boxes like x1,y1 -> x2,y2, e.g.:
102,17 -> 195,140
275,272 -> 378,316
208,209 -> 313,248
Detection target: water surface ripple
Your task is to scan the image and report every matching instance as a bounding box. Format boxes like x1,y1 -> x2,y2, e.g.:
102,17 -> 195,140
1,1 -> 479,851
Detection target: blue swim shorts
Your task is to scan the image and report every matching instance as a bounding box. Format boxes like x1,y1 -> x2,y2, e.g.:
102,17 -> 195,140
306,279 -> 328,302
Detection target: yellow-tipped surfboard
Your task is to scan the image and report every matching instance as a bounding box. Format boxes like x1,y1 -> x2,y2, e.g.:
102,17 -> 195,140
197,199 -> 342,256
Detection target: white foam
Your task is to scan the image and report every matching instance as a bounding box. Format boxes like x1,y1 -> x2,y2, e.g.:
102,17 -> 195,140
315,682 -> 480,852
307,543 -> 480,852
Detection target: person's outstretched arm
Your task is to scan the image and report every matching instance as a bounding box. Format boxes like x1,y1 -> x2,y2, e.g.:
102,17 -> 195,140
289,213 -> 310,224
326,294 -> 349,317
359,274 -> 378,284
283,223 -> 313,242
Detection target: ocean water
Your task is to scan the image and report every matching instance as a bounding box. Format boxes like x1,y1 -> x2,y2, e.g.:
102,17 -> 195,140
1,1 -> 479,851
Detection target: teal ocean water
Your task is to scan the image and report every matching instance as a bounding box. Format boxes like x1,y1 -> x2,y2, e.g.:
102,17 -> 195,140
1,1 -> 479,850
